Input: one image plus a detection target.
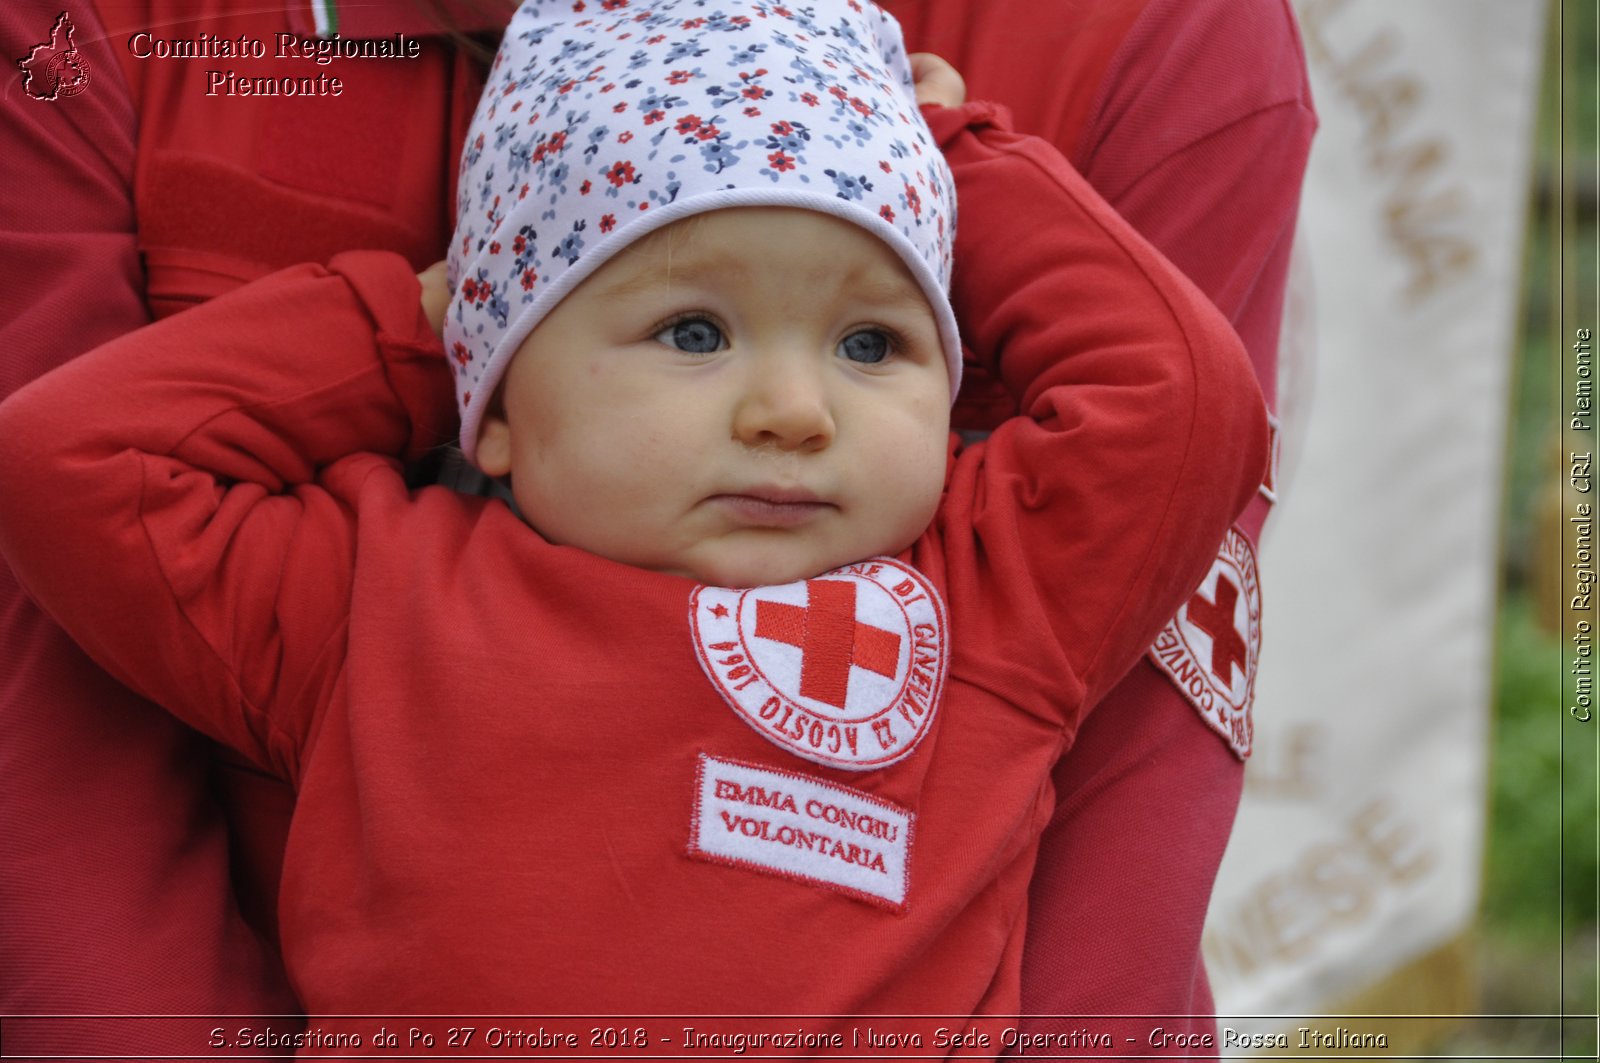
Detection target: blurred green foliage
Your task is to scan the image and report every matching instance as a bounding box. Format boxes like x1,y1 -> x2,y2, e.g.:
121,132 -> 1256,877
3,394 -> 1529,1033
1485,0 -> 1599,1015
1486,599 -> 1595,937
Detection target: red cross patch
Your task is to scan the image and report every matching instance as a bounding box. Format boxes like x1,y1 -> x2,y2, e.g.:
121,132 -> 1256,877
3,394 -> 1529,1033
1147,527 -> 1260,759
689,558 -> 948,771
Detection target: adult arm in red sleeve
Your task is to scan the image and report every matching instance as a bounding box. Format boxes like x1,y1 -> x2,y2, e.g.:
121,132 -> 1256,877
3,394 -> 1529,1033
1013,0 -> 1316,1041
0,1 -> 301,1049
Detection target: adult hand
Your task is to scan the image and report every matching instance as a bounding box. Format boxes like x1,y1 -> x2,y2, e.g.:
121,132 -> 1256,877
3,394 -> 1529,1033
909,52 -> 965,109
417,260 -> 450,338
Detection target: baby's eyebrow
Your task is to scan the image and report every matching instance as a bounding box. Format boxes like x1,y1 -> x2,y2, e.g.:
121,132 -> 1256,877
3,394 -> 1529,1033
844,274 -> 933,316
586,262 -> 675,300
586,252 -> 735,301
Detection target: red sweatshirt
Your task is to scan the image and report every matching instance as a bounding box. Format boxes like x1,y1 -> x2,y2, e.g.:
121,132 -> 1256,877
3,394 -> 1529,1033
0,103 -> 1265,1031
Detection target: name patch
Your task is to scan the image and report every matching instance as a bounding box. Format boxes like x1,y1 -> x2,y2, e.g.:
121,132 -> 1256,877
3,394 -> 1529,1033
689,558 -> 948,771
688,754 -> 913,910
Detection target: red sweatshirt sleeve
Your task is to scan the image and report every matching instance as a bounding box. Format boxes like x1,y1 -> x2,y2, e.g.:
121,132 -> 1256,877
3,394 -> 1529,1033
927,102 -> 1267,721
0,252 -> 454,780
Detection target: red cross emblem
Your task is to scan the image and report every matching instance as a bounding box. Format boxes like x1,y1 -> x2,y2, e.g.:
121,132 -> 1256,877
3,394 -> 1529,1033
754,580 -> 901,709
689,559 -> 948,771
1185,575 -> 1248,685
1147,528 -> 1260,760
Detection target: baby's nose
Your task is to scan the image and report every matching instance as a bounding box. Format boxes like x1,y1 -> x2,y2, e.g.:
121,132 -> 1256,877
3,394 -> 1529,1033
731,355 -> 836,451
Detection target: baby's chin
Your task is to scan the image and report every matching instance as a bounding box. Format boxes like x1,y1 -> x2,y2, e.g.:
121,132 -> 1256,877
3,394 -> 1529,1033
529,513 -> 916,589
659,555 -> 836,591
663,539 -> 906,590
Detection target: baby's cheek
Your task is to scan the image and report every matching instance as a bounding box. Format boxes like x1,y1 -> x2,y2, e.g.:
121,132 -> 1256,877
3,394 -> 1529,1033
903,425 -> 949,530
609,434 -> 693,512
629,431 -> 679,475
903,406 -> 950,481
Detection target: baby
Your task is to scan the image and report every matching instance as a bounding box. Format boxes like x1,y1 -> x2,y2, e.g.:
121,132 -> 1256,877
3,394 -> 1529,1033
439,0 -> 962,593
0,0 -> 1265,1037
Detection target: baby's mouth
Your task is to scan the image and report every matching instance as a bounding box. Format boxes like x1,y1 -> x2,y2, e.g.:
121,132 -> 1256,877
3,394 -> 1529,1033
706,489 -> 834,527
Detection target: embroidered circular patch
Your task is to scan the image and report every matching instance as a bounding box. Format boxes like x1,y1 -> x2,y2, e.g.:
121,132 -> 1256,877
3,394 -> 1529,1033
1147,527 -> 1261,759
689,558 -> 948,772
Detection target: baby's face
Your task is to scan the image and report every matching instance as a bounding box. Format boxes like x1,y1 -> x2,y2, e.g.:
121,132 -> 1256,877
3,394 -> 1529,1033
475,207 -> 951,588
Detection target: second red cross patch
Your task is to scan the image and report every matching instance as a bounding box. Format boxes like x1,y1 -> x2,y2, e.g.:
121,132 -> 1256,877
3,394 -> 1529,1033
689,558 -> 949,771
1148,527 -> 1261,759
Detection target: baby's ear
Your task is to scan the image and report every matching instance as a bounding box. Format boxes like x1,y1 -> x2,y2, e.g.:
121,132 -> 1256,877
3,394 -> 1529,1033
474,389 -> 512,478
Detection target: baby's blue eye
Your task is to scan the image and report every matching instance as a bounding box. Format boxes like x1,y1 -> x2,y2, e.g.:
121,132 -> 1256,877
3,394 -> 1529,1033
656,317 -> 724,354
839,329 -> 890,364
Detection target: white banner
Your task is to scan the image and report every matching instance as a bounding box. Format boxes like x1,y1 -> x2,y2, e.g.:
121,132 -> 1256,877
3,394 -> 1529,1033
1203,0 -> 1547,1028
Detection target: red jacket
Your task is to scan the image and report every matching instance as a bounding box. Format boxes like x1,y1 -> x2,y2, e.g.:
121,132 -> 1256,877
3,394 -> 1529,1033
0,102 -> 1265,1029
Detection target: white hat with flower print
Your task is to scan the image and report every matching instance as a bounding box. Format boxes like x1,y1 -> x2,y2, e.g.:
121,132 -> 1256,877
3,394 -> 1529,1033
445,0 -> 960,465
